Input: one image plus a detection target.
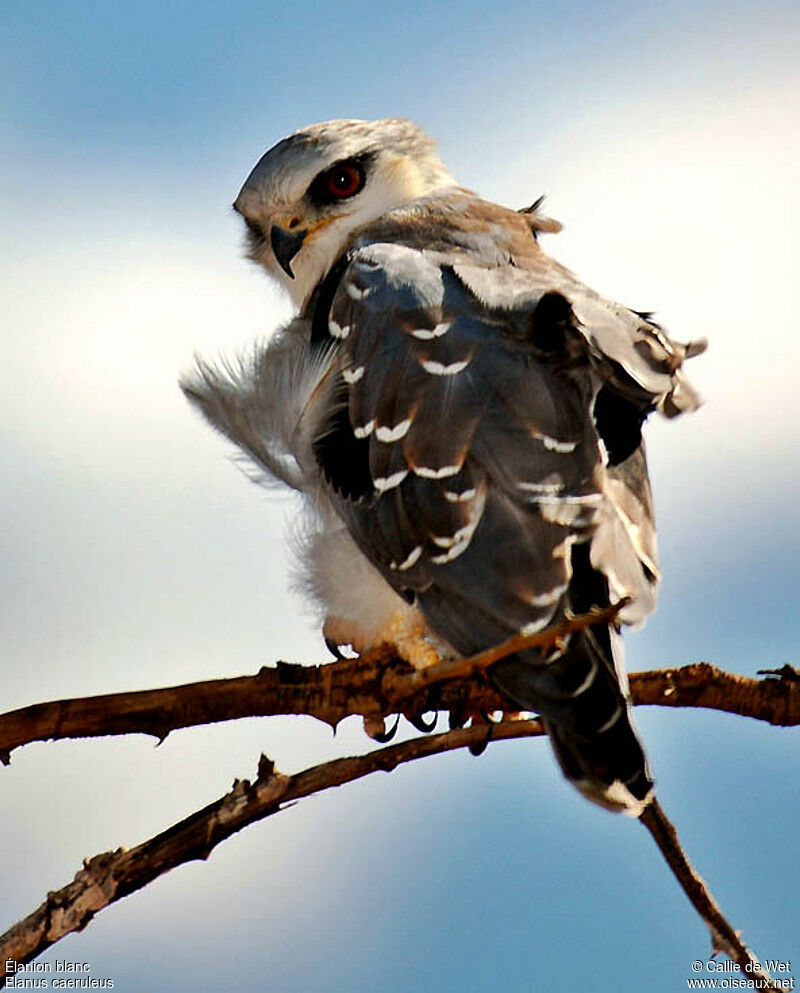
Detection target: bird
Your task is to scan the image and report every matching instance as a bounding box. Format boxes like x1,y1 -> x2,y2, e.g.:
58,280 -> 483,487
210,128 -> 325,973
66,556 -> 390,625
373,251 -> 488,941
181,117 -> 705,815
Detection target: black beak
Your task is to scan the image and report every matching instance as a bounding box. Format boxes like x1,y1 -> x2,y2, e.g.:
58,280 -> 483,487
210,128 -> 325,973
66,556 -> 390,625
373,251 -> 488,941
270,224 -> 307,279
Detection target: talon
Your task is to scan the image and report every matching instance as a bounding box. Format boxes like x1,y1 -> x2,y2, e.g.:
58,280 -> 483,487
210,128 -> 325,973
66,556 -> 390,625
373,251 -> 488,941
469,720 -> 495,757
449,698 -> 473,730
323,615 -> 368,656
449,698 -> 487,732
364,714 -> 400,743
449,708 -> 466,731
407,711 -> 438,733
325,637 -> 345,660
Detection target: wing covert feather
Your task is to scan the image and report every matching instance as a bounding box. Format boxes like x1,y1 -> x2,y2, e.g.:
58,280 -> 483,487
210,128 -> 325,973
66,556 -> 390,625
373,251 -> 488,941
327,243 -> 601,628
315,207 -> 701,811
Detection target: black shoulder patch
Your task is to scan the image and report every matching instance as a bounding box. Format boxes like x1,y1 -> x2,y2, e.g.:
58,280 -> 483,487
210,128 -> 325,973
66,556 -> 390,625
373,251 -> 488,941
308,254 -> 375,501
312,377 -> 374,502
527,291 -> 588,368
568,539 -> 614,660
592,386 -> 647,467
310,256 -> 351,349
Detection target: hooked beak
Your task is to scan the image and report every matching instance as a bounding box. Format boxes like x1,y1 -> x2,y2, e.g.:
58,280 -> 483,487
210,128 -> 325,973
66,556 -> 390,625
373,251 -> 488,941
270,224 -> 307,279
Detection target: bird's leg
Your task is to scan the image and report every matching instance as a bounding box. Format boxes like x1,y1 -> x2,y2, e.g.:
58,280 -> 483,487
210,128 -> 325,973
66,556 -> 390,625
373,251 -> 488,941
389,630 -> 442,672
325,611 -> 444,671
326,611 -> 447,742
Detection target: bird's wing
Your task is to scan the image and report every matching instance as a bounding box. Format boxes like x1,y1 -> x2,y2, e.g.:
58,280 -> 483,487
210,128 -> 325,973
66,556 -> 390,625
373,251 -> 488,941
180,319 -> 337,493
320,240 -> 604,631
314,222 -> 701,812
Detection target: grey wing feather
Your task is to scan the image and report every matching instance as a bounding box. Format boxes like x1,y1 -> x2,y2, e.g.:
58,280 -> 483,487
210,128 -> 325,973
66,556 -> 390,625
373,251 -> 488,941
328,241 -> 671,624
451,255 -> 706,417
321,235 -> 702,812
180,195 -> 703,813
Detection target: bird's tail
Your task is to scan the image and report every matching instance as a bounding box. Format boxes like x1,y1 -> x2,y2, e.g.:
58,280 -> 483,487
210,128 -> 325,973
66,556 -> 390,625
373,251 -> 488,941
488,623 -> 653,815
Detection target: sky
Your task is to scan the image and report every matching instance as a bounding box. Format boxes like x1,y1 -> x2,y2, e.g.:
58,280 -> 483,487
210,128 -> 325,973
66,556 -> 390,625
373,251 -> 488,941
2,1 -> 799,991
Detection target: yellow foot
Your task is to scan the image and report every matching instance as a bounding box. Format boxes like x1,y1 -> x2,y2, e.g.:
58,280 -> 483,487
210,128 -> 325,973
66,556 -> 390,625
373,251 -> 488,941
323,611 -> 443,670
392,631 -> 441,670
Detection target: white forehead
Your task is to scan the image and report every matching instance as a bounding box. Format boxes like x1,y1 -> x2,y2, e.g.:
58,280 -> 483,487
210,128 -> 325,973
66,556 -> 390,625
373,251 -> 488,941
234,117 -> 442,212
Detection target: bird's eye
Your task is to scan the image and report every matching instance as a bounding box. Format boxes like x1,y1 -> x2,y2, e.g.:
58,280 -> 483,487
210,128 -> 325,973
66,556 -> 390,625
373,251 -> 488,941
308,158 -> 368,206
325,162 -> 363,198
310,160 -> 365,204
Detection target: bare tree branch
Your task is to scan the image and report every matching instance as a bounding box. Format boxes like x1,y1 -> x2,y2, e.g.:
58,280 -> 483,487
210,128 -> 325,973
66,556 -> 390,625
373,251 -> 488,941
0,605 -> 616,764
0,610 -> 794,986
631,662 -> 799,726
640,798 -> 778,989
1,614 -> 795,987
0,714 -> 785,991
1,654 -> 797,765
0,719 -> 543,980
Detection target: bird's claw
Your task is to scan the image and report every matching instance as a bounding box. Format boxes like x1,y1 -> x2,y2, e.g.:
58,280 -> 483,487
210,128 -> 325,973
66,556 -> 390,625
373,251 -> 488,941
469,719 -> 495,757
364,714 -> 400,743
406,711 -> 438,733
325,637 -> 345,660
448,709 -> 466,731
451,707 -> 497,756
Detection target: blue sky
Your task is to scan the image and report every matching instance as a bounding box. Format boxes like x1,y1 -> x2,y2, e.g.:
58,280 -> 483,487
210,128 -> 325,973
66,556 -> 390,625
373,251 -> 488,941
2,1 -> 799,990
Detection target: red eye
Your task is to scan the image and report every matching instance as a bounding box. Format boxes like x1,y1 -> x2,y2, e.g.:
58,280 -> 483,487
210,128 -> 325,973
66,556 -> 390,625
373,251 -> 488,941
325,162 -> 363,199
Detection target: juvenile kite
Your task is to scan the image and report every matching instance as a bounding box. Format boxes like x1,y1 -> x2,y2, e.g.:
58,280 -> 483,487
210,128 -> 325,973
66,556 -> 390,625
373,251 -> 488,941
182,118 -> 705,814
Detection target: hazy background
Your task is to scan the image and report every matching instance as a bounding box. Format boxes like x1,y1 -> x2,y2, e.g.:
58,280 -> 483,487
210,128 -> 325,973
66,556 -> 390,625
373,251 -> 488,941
2,1 -> 798,990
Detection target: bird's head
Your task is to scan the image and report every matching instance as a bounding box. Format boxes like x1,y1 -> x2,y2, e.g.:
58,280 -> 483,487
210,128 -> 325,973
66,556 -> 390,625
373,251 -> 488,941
233,118 -> 456,307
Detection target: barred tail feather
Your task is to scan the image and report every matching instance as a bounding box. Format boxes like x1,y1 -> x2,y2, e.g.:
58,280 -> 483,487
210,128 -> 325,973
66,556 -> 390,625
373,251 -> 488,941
489,628 -> 653,815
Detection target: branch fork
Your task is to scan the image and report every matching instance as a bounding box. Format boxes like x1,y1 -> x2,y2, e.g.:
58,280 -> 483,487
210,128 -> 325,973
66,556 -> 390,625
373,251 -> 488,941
0,604 -> 795,990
